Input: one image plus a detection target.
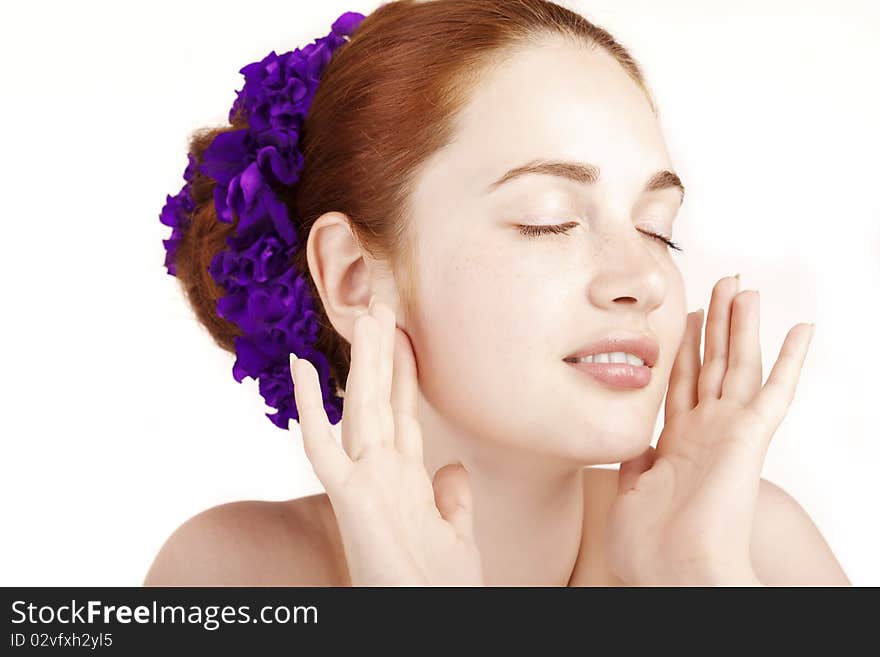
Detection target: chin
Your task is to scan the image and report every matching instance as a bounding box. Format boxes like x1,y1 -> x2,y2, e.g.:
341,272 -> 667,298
554,414 -> 655,466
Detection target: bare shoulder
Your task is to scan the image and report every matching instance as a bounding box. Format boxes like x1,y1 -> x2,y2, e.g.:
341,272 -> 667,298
750,478 -> 851,586
579,467 -> 851,586
143,494 -> 349,586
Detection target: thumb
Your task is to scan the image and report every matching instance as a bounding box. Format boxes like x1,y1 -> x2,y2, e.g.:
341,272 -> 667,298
432,462 -> 476,543
617,445 -> 656,495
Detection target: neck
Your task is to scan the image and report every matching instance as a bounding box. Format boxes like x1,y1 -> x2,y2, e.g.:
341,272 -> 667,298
419,398 -> 586,587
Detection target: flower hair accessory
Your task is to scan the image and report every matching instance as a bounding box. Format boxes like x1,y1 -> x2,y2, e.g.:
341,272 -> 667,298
159,11 -> 366,429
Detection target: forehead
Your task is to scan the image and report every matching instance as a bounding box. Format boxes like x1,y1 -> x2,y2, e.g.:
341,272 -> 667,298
437,38 -> 670,196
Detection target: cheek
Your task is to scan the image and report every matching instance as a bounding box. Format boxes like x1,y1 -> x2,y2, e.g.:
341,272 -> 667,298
655,271 -> 688,374
411,244 -> 556,424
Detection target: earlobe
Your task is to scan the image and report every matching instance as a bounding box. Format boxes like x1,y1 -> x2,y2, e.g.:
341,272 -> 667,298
306,210 -> 374,342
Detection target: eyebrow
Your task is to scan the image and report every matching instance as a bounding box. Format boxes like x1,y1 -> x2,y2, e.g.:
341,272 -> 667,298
486,159 -> 685,204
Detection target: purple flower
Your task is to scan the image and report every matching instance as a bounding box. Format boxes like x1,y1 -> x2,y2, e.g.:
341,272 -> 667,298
199,129 -> 252,186
208,232 -> 295,289
255,127 -> 305,186
236,52 -> 311,133
159,159 -> 196,276
226,161 -> 297,244
161,11 -> 365,429
331,10 -> 365,37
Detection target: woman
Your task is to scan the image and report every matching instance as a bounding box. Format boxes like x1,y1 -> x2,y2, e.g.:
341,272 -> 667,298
146,0 -> 850,586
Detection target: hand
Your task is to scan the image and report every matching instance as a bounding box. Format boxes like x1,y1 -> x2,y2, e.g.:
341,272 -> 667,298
605,275 -> 814,586
289,296 -> 484,586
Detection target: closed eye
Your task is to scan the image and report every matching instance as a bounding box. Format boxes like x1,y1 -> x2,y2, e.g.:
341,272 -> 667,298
637,228 -> 683,252
516,221 -> 579,238
516,222 -> 683,252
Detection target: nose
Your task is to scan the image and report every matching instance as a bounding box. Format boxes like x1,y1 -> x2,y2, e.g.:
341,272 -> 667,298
587,226 -> 667,313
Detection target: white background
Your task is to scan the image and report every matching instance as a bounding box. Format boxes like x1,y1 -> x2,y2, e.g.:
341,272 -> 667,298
1,0 -> 877,585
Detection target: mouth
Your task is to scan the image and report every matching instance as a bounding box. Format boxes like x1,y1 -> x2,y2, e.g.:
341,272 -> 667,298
562,333 -> 659,390
563,334 -> 659,368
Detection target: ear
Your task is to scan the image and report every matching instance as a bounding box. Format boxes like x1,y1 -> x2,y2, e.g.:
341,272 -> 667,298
305,210 -> 379,343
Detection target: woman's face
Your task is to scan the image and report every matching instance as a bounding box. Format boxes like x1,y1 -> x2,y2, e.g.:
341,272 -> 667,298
402,38 -> 688,464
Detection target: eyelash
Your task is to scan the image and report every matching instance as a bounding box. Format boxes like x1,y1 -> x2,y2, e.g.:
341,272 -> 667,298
516,221 -> 683,252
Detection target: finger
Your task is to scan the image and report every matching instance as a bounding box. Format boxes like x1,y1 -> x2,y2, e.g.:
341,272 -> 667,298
290,354 -> 354,492
432,463 -> 477,544
391,326 -> 424,462
664,308 -> 704,424
747,323 -> 815,440
369,296 -> 397,447
698,275 -> 740,402
340,308 -> 382,460
617,446 -> 656,495
722,290 -> 763,404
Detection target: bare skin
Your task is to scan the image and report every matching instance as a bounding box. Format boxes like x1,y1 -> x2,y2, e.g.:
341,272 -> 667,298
145,37 -> 851,587
143,466 -> 848,586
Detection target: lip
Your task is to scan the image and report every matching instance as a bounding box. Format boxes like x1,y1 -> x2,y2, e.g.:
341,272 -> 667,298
564,360 -> 652,389
563,334 -> 659,368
